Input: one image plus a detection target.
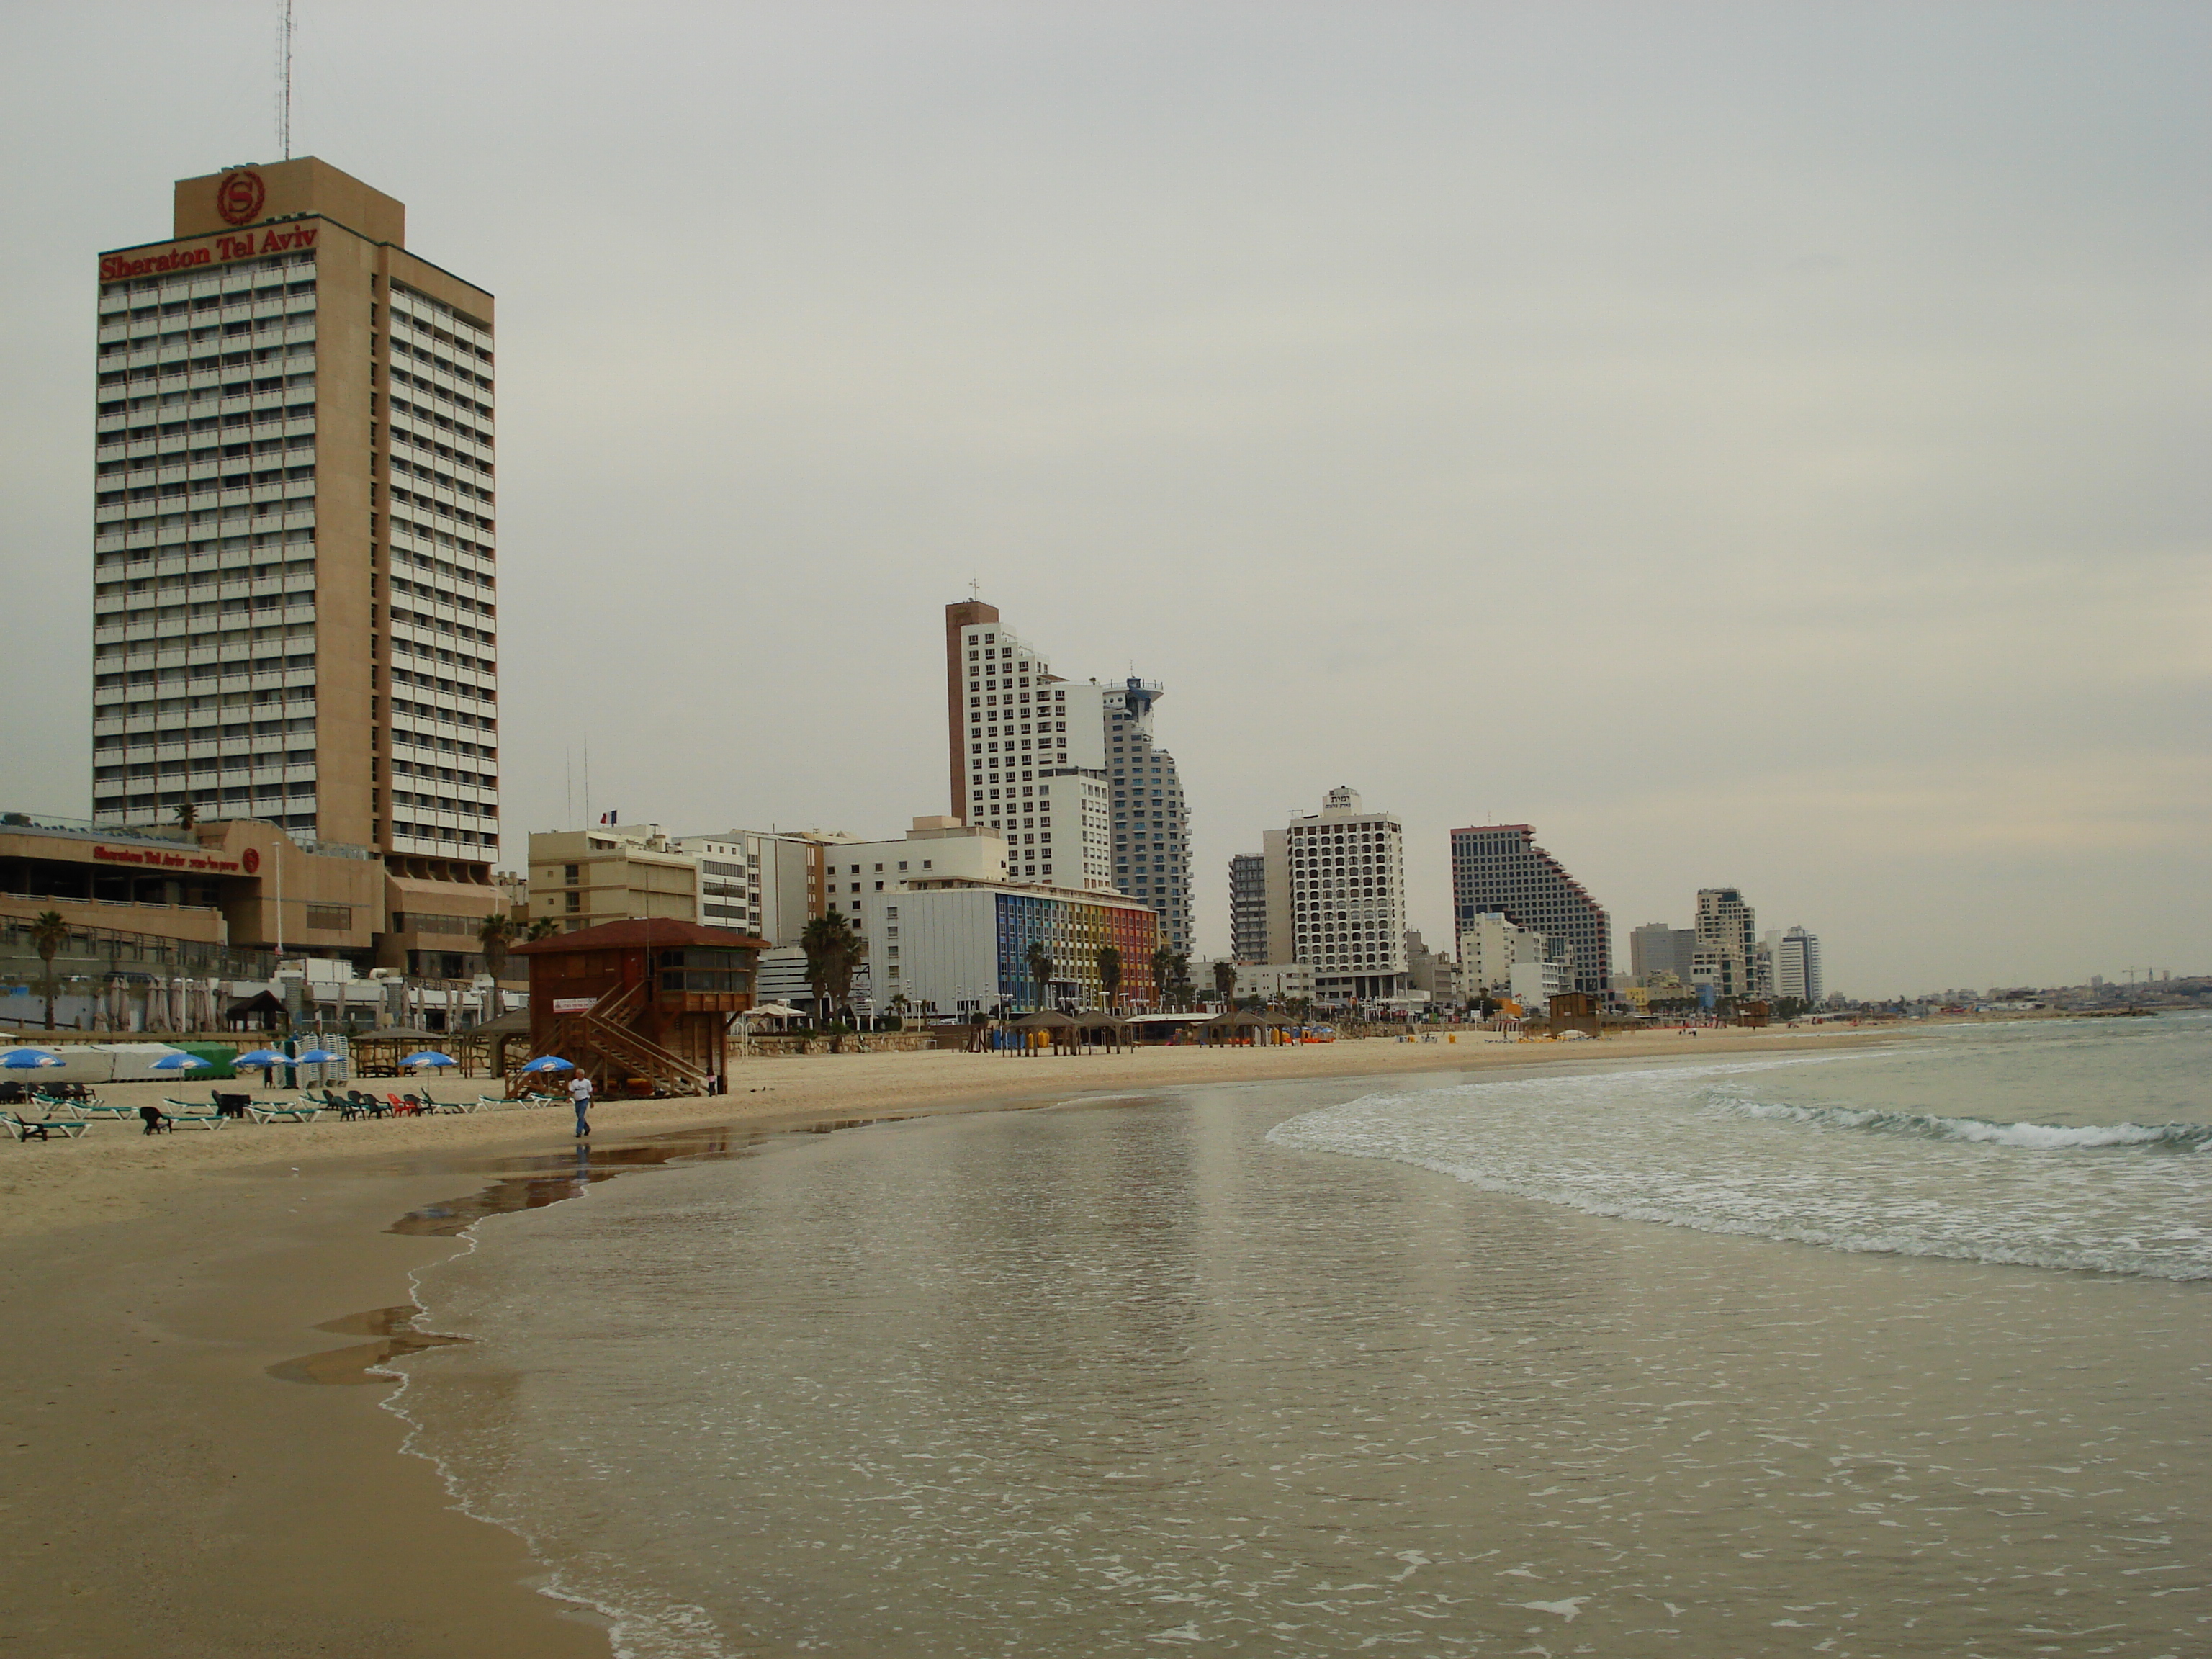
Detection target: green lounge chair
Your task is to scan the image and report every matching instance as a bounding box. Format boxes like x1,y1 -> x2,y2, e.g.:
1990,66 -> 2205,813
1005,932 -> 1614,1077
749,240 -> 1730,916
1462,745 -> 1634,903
1,1109 -> 89,1141
158,1100 -> 229,1130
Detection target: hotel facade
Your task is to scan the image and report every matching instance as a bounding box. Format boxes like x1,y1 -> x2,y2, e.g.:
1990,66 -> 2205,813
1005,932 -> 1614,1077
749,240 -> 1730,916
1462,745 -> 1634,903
1448,824 -> 1611,997
86,158 -> 501,970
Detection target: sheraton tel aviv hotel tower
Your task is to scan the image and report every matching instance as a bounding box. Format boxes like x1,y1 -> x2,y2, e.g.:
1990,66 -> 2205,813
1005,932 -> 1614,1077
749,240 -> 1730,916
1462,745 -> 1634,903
85,159 -> 503,966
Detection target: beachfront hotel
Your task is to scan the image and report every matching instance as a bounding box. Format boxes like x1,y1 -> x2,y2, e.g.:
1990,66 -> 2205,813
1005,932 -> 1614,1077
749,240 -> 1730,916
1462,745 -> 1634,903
89,158 -> 500,968
1275,786 -> 1410,1004
943,601 -> 1196,955
1448,823 -> 1612,996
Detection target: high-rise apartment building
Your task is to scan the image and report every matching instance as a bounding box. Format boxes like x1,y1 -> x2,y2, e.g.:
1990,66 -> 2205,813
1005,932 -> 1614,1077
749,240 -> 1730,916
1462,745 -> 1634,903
92,158 -> 500,967
1447,824 -> 1611,996
1695,887 -> 1769,999
1105,678 -> 1194,954
1277,787 -> 1408,1004
1776,925 -> 1824,1005
1229,852 -> 1268,961
944,601 -> 1111,891
1629,922 -> 1698,982
942,601 -> 1193,953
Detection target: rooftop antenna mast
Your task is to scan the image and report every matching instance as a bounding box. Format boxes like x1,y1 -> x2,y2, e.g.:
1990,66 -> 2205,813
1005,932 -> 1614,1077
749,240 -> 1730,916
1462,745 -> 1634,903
275,0 -> 295,159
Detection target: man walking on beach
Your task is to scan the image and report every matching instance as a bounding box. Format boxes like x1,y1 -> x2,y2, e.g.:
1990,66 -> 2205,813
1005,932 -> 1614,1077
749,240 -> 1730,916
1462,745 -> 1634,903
569,1071 -> 593,1138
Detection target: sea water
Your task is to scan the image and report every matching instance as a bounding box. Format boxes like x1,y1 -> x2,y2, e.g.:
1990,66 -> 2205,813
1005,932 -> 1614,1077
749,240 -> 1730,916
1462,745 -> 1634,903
389,1016 -> 2211,1658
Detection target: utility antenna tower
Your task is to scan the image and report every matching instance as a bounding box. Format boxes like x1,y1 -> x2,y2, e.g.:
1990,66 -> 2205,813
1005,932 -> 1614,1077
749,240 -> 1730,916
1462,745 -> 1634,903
275,0 -> 296,159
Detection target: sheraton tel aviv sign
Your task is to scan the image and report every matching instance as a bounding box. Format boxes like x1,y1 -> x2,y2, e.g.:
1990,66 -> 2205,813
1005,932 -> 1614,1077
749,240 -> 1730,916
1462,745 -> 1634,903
99,174 -> 322,282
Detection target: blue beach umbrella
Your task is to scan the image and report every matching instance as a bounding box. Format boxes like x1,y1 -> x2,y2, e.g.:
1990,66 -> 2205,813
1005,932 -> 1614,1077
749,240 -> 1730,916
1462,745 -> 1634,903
150,1051 -> 210,1071
518,1055 -> 575,1074
0,1047 -> 64,1069
233,1049 -> 288,1069
400,1050 -> 458,1069
295,1049 -> 344,1065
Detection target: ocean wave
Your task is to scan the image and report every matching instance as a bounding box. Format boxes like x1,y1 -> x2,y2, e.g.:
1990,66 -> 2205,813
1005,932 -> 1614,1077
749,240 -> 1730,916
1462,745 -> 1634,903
1714,1096 -> 2212,1151
1266,1061 -> 2212,1282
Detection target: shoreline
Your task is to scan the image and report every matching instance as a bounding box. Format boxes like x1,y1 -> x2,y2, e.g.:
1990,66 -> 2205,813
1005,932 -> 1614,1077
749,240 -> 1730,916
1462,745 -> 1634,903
0,1025 -> 1925,1656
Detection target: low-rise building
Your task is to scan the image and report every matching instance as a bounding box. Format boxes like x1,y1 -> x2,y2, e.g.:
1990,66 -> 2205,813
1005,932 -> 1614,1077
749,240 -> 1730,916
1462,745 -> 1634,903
853,877 -> 1159,1017
1,809 -> 498,982
1509,958 -> 1569,1012
528,824 -> 699,934
1233,961 -> 1315,1004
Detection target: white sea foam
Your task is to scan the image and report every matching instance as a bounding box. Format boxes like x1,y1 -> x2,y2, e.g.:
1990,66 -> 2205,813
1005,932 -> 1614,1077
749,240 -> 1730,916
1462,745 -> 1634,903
1717,1095 -> 2212,1151
1267,1050 -> 2212,1281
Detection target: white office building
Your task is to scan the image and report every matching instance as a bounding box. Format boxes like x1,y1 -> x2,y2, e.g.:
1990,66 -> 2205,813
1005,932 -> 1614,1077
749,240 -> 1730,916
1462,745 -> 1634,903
1776,925 -> 1824,1004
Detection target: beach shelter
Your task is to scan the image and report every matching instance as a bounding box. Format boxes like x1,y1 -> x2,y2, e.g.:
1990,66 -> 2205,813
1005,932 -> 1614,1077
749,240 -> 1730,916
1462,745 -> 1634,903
347,1028 -> 449,1079
1073,1012 -> 1135,1053
1200,1009 -> 1290,1047
1008,1010 -> 1082,1055
223,989 -> 287,1033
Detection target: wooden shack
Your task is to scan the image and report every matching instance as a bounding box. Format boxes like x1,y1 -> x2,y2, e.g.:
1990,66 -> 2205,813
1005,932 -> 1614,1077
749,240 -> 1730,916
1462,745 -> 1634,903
1547,992 -> 1603,1040
513,917 -> 767,1096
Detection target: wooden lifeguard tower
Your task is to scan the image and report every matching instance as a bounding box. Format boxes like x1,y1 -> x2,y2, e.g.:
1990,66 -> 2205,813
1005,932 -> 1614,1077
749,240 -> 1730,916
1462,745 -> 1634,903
513,917 -> 767,1096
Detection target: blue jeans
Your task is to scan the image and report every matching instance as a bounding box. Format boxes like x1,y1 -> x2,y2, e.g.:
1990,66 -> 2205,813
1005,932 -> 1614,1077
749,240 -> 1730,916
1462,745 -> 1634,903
573,1100 -> 590,1135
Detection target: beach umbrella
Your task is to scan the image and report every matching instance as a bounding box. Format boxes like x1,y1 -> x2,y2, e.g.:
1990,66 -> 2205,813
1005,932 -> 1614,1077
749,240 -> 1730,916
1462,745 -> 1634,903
233,1049 -> 288,1068
0,1047 -> 64,1069
295,1049 -> 344,1064
518,1055 -> 575,1073
401,1050 -> 459,1069
149,1051 -> 210,1071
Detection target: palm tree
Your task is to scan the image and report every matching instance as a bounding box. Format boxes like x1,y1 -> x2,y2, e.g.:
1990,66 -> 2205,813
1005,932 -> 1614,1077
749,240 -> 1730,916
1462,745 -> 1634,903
1025,940 -> 1054,1012
477,914 -> 516,1020
833,923 -> 868,1021
1095,945 -> 1122,1012
174,800 -> 197,829
1212,959 -> 1237,1008
799,914 -> 850,1024
28,912 -> 68,1030
1150,944 -> 1175,1010
526,917 -> 560,942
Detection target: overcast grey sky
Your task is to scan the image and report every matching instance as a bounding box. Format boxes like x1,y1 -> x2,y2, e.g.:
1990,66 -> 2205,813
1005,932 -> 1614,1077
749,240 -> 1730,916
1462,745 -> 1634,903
3,2 -> 2205,996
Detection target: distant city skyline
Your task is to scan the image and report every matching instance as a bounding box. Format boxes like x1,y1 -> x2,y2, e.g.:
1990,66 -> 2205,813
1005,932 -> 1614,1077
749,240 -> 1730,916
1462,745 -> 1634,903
2,4 -> 2205,994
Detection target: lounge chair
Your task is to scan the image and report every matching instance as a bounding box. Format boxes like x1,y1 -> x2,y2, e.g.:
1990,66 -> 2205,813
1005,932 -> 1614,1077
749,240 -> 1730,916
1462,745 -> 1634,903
248,1102 -> 324,1124
469,1095 -> 508,1112
157,1100 -> 228,1130
86,1102 -> 141,1123
1,1109 -> 89,1142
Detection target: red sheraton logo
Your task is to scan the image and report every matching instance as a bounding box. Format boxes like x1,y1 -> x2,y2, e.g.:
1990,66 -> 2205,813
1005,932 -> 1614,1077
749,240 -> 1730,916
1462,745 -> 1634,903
92,845 -> 243,874
99,222 -> 319,283
216,169 -> 266,226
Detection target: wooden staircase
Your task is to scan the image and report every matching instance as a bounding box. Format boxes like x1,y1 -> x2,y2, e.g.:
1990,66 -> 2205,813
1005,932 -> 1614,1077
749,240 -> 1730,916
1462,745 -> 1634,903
554,981 -> 711,1097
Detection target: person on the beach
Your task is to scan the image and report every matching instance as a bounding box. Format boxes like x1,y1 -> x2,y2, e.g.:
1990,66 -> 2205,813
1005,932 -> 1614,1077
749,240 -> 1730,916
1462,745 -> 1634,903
569,1071 -> 593,1138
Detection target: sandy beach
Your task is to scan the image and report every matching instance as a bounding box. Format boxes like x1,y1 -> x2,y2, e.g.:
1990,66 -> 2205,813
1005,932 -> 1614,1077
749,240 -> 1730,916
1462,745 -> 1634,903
0,1025 -> 1919,1657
